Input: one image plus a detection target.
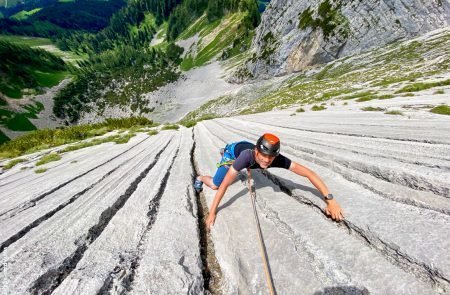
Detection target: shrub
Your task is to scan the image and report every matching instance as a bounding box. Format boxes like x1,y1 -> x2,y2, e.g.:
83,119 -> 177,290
385,110 -> 404,115
4,158 -> 27,170
311,105 -> 326,111
161,124 -> 180,130
36,153 -> 61,166
296,107 -> 305,112
361,107 -> 385,111
0,117 -> 154,159
430,105 -> 450,116
395,79 -> 450,93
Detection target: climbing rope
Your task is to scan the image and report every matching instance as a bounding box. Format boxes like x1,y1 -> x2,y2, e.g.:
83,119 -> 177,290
246,169 -> 277,295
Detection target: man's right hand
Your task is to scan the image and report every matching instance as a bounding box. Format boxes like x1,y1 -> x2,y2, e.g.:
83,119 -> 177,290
206,212 -> 216,230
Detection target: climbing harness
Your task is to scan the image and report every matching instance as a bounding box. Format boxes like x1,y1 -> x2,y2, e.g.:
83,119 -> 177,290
246,169 -> 277,295
216,141 -> 252,168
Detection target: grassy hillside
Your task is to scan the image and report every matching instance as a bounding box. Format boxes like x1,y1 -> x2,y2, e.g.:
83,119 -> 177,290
0,0 -> 126,49
178,12 -> 254,71
0,117 -> 155,158
10,7 -> 41,20
0,40 -> 67,98
0,34 -> 52,46
181,29 -> 450,121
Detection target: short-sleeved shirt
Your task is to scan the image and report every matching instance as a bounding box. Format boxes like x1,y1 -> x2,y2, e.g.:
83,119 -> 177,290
232,142 -> 292,171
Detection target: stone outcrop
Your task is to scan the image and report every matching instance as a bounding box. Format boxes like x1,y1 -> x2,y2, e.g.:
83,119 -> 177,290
242,0 -> 450,79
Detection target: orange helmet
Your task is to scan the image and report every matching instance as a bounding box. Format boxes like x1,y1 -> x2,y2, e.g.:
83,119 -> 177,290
256,133 -> 280,156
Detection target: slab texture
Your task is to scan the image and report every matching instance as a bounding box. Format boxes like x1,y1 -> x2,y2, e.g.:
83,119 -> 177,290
1,104 -> 449,294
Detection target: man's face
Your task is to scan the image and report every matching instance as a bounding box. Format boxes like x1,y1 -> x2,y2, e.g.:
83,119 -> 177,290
254,149 -> 276,169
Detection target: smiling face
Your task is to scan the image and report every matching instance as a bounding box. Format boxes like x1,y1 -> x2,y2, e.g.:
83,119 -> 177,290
254,148 -> 276,169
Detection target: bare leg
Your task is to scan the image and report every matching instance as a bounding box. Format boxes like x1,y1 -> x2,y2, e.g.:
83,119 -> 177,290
197,176 -> 218,190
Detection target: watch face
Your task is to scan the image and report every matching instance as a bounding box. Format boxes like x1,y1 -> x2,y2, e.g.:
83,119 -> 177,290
327,194 -> 334,200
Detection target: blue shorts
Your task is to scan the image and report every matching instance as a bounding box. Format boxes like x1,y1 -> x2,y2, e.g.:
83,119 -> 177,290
212,164 -> 230,187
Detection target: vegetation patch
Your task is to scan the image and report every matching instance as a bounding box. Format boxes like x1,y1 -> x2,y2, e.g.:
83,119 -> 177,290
148,130 -> 159,136
34,168 -> 48,174
5,114 -> 37,131
430,105 -> 450,116
385,110 -> 404,116
361,107 -> 385,111
180,13 -> 249,71
36,153 -> 61,166
0,40 -> 67,99
296,107 -> 305,112
10,8 -> 42,20
161,124 -> 180,130
3,158 -> 26,170
311,105 -> 326,111
298,1 -> 349,39
0,129 -> 9,145
179,113 -> 218,128
0,117 -> 153,158
112,133 -> 136,144
395,79 -> 450,93
0,35 -> 52,47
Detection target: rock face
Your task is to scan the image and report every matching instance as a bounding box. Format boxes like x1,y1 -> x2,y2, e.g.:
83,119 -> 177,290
1,97 -> 450,293
244,0 -> 450,78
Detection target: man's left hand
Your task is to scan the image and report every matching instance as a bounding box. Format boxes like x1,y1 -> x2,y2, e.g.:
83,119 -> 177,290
325,199 -> 344,221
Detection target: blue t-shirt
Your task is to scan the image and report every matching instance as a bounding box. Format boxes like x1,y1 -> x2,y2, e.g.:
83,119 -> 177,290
232,142 -> 292,171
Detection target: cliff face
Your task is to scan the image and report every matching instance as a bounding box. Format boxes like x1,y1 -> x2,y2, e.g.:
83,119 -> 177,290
244,0 -> 450,78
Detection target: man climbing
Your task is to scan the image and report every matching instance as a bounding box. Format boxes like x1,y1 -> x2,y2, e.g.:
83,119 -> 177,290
193,133 -> 344,229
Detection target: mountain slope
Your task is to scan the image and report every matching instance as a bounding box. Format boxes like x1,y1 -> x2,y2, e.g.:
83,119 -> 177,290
240,0 -> 450,78
183,27 -> 450,121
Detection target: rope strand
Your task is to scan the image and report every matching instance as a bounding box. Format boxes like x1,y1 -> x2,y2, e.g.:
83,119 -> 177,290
247,169 -> 277,295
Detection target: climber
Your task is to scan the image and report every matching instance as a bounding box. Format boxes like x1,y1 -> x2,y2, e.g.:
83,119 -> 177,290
193,133 -> 344,229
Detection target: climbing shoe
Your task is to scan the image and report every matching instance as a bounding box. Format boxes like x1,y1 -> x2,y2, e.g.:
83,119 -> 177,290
193,179 -> 203,193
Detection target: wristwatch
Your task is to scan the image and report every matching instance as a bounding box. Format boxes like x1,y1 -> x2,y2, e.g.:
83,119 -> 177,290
324,193 -> 334,200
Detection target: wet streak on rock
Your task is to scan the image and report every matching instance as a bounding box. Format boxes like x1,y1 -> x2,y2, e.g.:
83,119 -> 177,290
28,138 -> 172,295
97,146 -> 180,294
0,136 -> 150,219
190,128 -> 224,294
261,170 -> 450,294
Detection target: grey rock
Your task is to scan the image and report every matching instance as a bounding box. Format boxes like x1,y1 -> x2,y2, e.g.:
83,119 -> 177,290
243,0 -> 450,79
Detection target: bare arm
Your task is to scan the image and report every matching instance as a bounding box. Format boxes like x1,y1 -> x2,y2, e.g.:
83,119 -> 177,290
206,166 -> 239,229
289,161 -> 330,196
289,161 -> 344,221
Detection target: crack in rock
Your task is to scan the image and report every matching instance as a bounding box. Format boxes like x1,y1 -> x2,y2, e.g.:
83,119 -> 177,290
252,182 -> 355,286
28,138 -> 172,295
98,145 -> 180,294
0,136 -> 149,219
190,128 -> 224,295
262,170 -> 450,294
214,124 -> 450,215
0,147 -> 149,254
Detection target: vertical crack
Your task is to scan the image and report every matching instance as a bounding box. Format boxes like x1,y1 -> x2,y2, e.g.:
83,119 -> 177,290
261,169 -> 450,294
99,147 -> 180,294
190,128 -> 224,294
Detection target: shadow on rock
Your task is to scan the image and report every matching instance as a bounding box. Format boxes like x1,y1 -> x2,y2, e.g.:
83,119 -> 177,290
314,286 -> 370,295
